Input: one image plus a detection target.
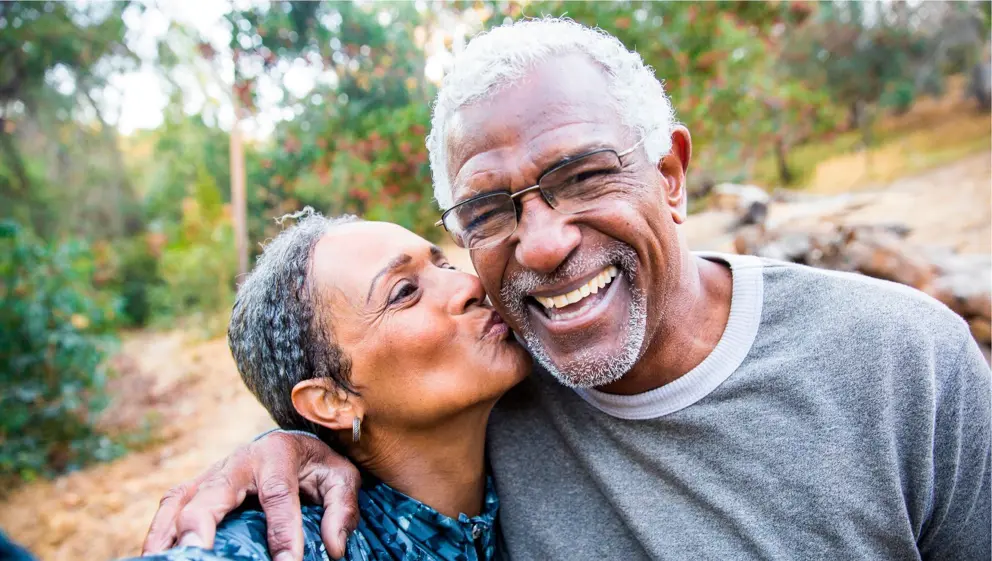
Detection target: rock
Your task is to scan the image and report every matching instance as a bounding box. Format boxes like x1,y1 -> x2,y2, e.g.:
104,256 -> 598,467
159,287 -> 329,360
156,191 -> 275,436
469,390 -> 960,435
970,318 -> 992,345
733,219 -> 991,350
739,201 -> 768,227
930,271 -> 992,320
62,492 -> 83,509
733,225 -> 766,256
843,228 -> 935,290
709,183 -> 771,213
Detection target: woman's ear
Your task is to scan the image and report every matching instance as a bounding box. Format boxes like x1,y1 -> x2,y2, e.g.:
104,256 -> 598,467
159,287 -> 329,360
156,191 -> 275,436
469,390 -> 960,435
291,379 -> 364,432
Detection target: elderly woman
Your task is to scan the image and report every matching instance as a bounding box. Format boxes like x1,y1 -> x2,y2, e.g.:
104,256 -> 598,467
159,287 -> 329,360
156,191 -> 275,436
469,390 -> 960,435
134,210 -> 531,561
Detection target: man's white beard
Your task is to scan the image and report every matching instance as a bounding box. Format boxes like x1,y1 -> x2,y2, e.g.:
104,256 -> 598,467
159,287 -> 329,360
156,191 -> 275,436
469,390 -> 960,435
521,281 -> 646,388
499,243 -> 647,388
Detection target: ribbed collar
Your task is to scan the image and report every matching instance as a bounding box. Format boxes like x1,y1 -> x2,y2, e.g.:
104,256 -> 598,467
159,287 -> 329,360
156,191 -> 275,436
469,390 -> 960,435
572,252 -> 764,420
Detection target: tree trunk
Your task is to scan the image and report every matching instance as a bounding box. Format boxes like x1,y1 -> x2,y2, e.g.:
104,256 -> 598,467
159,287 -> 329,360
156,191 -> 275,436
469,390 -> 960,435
230,85 -> 249,283
971,59 -> 991,112
0,120 -> 28,193
775,137 -> 794,185
857,101 -> 874,179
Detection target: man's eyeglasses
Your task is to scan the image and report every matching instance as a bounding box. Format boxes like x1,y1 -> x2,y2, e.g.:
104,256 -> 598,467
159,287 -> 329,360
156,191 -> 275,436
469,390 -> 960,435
436,139 -> 645,250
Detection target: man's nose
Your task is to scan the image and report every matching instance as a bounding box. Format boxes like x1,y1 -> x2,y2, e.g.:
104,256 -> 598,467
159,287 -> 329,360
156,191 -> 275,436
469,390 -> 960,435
513,193 -> 581,275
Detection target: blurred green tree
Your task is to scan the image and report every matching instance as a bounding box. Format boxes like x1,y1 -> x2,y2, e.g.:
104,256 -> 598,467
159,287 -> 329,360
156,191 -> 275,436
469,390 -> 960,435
0,220 -> 124,482
472,1 -> 838,186
781,1 -> 988,149
0,1 -> 146,240
216,1 -> 439,242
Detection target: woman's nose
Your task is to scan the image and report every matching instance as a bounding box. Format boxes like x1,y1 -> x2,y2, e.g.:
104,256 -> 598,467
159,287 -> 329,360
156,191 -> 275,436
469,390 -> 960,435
445,270 -> 487,314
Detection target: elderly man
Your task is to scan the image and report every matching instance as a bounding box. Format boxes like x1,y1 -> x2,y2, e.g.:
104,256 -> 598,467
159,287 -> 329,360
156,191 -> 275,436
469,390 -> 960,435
143,18 -> 990,561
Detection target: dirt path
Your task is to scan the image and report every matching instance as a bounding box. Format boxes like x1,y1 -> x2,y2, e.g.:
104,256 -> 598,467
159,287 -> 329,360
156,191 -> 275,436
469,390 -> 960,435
1,152 -> 988,560
0,332 -> 272,560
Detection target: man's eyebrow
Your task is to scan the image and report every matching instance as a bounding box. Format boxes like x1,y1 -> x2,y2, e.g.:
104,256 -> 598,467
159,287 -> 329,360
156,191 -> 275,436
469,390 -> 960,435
539,142 -> 613,173
452,142 -> 612,204
430,245 -> 443,260
366,253 -> 413,305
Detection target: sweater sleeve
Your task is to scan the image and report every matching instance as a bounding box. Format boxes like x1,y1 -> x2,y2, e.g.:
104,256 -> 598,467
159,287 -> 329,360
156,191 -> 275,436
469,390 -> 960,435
918,331 -> 991,561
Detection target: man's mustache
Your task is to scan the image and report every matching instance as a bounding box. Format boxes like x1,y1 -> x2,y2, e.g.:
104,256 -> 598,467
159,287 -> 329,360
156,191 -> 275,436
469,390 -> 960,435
498,242 -> 639,316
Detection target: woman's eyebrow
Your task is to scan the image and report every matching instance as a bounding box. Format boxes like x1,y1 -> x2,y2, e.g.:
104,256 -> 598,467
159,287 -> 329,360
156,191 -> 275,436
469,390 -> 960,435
366,254 -> 412,304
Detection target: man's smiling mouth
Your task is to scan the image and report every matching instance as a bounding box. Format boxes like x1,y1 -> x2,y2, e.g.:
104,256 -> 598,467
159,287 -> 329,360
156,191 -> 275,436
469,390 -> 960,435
528,265 -> 623,322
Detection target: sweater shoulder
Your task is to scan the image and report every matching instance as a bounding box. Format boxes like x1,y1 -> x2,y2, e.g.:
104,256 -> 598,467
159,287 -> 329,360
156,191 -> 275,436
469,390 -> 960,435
758,259 -> 971,351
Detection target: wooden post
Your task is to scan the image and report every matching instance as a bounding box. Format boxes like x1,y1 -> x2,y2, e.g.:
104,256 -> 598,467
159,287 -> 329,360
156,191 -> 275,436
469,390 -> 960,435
230,84 -> 249,282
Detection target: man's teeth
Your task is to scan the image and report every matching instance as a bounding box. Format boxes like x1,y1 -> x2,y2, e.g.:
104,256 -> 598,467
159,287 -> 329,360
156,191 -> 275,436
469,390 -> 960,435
535,266 -> 619,310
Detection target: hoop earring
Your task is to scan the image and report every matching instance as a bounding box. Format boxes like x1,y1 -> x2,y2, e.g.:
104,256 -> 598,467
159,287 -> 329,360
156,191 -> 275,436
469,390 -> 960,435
352,416 -> 362,443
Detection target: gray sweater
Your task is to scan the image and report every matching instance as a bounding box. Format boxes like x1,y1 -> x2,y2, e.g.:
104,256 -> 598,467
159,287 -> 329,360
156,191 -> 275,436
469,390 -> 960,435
488,253 -> 991,560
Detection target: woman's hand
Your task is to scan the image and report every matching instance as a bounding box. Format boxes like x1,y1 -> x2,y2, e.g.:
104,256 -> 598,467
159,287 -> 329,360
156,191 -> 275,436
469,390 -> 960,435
141,431 -> 361,561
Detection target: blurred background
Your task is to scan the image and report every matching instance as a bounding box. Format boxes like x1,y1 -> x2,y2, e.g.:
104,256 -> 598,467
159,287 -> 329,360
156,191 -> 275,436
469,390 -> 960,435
0,1 -> 989,558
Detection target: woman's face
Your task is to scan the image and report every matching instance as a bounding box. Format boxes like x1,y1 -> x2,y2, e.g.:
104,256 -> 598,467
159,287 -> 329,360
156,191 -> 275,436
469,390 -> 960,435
309,221 -> 531,431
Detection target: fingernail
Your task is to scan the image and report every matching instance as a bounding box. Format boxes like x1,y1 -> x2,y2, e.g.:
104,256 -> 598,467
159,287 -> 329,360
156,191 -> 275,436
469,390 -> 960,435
274,552 -> 295,561
336,530 -> 351,558
177,532 -> 204,548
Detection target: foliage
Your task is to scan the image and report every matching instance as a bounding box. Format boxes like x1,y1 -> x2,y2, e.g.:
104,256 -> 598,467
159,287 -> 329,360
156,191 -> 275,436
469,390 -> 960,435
224,1 -> 440,239
148,174 -> 238,327
0,1 -> 145,240
1,0 -> 988,481
782,2 -> 988,139
0,221 -> 124,482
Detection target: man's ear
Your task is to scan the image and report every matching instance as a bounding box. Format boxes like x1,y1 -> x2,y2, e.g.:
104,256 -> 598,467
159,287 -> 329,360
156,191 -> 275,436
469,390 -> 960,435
657,125 -> 692,224
291,379 -> 364,432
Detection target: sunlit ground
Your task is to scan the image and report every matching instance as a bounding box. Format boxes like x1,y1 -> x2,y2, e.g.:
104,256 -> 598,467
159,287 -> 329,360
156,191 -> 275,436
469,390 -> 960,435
753,76 -> 991,192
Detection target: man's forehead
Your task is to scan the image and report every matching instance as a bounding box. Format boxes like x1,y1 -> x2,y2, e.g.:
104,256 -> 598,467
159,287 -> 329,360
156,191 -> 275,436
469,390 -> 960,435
444,55 -> 625,198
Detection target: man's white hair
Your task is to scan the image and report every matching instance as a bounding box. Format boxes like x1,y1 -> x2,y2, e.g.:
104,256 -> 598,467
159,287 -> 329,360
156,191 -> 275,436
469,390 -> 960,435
426,17 -> 678,210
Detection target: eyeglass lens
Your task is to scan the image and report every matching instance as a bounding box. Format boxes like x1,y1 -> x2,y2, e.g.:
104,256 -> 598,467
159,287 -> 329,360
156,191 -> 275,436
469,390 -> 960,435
444,150 -> 622,249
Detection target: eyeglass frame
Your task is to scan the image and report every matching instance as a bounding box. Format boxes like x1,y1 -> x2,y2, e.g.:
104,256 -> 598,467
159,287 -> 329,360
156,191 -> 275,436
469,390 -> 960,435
434,137 -> 647,249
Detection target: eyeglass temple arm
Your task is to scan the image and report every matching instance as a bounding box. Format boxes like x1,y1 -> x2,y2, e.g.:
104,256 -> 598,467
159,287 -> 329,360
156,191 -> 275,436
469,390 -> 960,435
618,136 -> 647,157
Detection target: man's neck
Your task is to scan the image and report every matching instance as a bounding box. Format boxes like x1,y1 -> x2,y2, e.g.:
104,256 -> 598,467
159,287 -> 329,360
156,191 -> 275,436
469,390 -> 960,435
596,253 -> 734,396
355,405 -> 492,519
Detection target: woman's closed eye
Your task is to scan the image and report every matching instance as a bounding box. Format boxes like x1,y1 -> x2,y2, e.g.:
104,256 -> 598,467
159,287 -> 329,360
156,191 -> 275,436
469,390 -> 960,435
387,263 -> 456,306
389,281 -> 419,305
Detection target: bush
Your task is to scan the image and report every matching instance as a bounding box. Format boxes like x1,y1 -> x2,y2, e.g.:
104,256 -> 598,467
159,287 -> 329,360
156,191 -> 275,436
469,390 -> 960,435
0,221 -> 125,482
148,192 -> 237,334
107,235 -> 164,328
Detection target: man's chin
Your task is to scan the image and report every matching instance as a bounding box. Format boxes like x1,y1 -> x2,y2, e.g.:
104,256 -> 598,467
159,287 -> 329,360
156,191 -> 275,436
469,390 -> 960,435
525,338 -> 636,389
522,294 -> 648,389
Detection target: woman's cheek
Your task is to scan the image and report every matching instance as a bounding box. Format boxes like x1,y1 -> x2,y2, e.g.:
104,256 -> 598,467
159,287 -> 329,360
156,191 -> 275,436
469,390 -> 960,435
390,313 -> 457,362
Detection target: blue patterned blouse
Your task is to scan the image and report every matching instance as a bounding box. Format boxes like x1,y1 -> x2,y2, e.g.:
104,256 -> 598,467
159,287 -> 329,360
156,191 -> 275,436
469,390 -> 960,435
133,476 -> 499,561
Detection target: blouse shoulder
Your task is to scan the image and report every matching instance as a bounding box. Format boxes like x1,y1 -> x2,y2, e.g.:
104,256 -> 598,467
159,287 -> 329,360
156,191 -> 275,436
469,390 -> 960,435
126,506 -> 330,561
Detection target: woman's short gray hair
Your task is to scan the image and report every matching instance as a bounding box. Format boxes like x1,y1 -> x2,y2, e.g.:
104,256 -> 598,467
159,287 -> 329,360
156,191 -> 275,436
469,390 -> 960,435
228,209 -> 359,440
426,16 -> 677,210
